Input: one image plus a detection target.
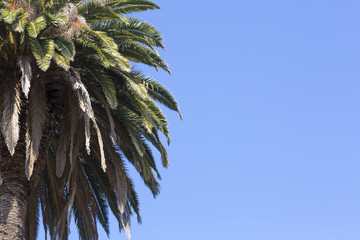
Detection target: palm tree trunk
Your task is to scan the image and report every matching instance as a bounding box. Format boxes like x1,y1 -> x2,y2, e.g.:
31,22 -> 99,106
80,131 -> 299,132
0,115 -> 29,239
0,175 -> 28,240
0,94 -> 53,239
0,90 -> 29,239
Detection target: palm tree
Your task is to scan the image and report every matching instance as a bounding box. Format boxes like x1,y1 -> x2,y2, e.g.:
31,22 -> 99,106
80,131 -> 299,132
0,0 -> 180,239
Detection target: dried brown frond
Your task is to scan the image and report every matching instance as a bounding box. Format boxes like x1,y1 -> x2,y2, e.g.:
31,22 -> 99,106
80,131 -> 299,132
18,56 -> 32,98
25,77 -> 47,180
0,73 -> 21,156
56,101 -> 71,178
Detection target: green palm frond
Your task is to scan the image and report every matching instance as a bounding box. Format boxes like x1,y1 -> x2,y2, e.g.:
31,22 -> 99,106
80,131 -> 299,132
85,68 -> 119,108
118,17 -> 165,49
78,2 -> 121,23
107,0 -> 160,15
54,52 -> 70,70
28,38 -> 54,71
54,37 -> 75,60
0,0 -> 180,239
27,16 -> 46,38
1,8 -> 23,24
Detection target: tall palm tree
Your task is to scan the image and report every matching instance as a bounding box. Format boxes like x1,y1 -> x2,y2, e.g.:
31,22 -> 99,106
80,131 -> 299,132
0,0 -> 180,239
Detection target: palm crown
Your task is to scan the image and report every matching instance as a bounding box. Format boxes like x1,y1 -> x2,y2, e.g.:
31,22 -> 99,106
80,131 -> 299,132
0,0 -> 180,239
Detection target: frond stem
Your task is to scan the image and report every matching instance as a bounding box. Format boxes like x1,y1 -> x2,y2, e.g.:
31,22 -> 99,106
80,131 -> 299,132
75,0 -> 86,7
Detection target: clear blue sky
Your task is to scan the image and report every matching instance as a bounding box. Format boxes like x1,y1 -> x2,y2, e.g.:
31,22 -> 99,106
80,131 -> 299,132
40,0 -> 360,239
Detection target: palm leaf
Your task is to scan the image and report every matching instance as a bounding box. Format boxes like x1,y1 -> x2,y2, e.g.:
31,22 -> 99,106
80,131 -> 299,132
28,37 -> 54,71
27,15 -> 47,38
0,75 -> 21,155
0,0 -> 180,239
18,55 -> 32,98
54,52 -> 70,70
54,37 -> 75,60
107,0 -> 160,15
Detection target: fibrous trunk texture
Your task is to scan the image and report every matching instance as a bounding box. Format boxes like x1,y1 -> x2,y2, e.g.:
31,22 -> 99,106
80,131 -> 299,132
0,109 -> 29,240
0,176 -> 28,240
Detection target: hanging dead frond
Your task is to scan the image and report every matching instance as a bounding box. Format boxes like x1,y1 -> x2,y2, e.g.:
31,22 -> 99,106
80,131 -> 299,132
105,104 -> 117,146
92,122 -> 106,172
1,76 -> 21,156
54,182 -> 77,240
67,124 -> 83,193
25,78 -> 47,180
63,71 -> 94,153
18,56 -> 32,98
63,69 -> 94,154
83,113 -> 91,154
113,160 -> 127,214
101,135 -> 128,214
55,131 -> 69,178
56,111 -> 71,178
68,92 -> 79,165
122,213 -> 131,239
63,70 -> 106,170
91,87 -> 117,146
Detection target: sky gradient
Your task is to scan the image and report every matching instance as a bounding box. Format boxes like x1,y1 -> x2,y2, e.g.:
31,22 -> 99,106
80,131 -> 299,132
39,0 -> 360,239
